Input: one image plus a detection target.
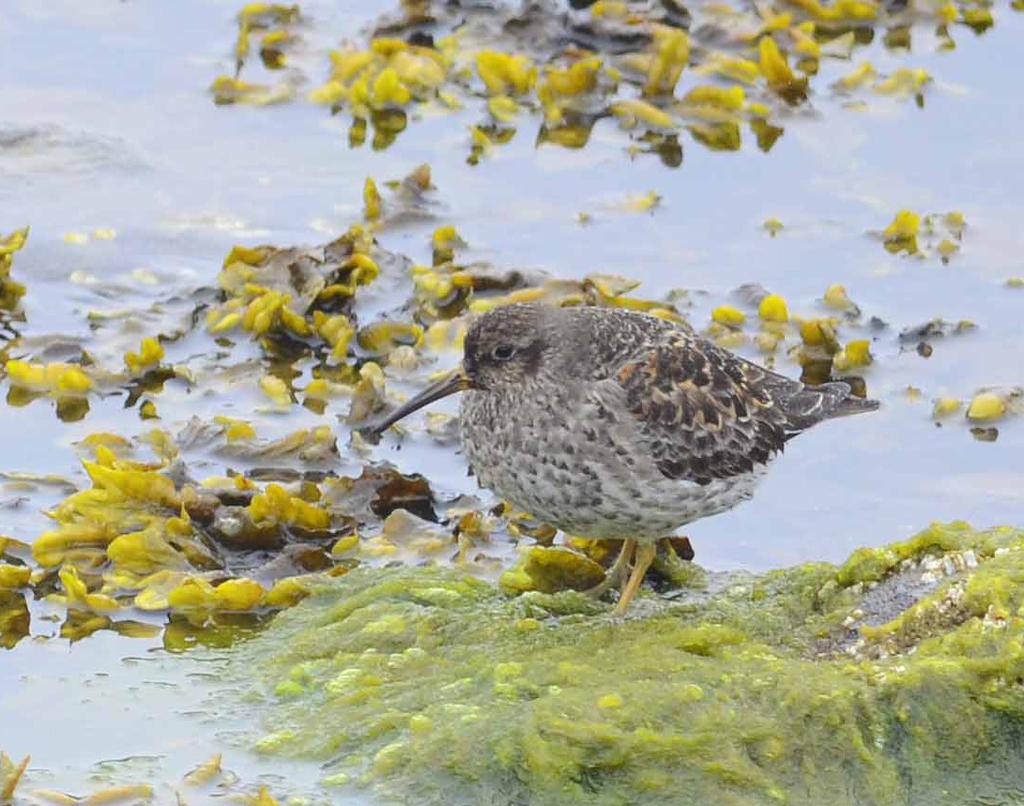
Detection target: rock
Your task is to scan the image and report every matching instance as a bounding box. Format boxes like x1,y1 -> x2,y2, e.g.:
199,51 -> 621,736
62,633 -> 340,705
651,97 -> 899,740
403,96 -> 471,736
225,522 -> 1024,806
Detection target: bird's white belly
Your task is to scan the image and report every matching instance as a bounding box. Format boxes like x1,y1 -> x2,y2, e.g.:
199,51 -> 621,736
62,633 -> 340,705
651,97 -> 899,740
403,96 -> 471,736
486,463 -> 764,540
461,389 -> 768,540
466,426 -> 770,540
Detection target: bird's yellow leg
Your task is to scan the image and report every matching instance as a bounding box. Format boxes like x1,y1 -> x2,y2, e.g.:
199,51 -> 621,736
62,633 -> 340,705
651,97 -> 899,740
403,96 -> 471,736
614,542 -> 657,615
584,539 -> 635,599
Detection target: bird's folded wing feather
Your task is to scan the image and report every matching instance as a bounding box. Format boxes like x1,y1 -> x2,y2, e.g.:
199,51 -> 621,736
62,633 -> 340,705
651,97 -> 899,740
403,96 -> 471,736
605,330 -> 834,485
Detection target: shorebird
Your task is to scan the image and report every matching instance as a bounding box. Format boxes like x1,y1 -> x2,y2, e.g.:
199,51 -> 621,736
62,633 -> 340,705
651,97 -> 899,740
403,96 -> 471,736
370,303 -> 877,614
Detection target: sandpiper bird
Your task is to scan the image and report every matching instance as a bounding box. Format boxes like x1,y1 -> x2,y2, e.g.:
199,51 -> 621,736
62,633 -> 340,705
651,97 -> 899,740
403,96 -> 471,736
370,303 -> 878,614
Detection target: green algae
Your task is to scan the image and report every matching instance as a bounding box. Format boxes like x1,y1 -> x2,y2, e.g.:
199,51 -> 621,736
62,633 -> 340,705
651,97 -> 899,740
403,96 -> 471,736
231,521 -> 1024,805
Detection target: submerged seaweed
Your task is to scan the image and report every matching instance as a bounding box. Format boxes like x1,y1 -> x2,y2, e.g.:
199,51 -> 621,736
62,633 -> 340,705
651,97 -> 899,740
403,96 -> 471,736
231,522 -> 1024,806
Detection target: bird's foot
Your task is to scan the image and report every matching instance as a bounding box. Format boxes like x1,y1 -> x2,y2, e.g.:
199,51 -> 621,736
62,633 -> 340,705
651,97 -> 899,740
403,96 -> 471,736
613,542 -> 657,616
583,539 -> 635,599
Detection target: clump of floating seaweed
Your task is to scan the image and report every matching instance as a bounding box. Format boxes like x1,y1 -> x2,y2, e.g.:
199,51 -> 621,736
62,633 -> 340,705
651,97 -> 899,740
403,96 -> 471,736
208,0 -> 994,161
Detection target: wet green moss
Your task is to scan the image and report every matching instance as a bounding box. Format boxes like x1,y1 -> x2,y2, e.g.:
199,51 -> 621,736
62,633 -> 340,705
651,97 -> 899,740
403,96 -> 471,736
232,522 -> 1024,805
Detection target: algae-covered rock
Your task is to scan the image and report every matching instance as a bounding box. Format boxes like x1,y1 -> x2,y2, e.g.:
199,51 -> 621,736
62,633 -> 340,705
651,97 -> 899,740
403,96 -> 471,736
231,522 -> 1024,805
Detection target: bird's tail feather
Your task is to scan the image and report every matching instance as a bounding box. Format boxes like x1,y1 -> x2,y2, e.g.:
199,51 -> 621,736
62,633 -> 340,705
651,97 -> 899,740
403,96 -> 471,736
830,393 -> 880,418
779,380 -> 879,433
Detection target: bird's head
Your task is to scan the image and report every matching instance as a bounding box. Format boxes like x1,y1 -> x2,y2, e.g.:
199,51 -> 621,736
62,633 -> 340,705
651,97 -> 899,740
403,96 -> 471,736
366,304 -> 552,434
462,304 -> 549,391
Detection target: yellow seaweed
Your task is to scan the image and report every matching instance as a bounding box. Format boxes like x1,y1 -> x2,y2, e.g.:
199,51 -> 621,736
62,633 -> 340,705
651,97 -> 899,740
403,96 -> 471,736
364,177 -> 383,221
694,54 -> 761,84
167,577 -> 218,610
33,523 -> 116,568
210,76 -> 291,105
183,753 -> 222,786
0,226 -> 29,309
476,51 -> 537,96
835,62 -> 876,90
242,786 -> 280,806
932,397 -> 961,418
214,415 -> 257,442
609,99 -> 676,129
785,0 -> 878,21
758,293 -> 789,322
107,527 -> 189,575
58,565 -> 120,612
681,85 -> 745,111
83,461 -> 180,508
249,483 -> 331,530
82,784 -> 153,804
539,55 -> 604,108
0,227 -> 29,256
0,564 -> 31,589
6,360 -> 93,397
832,339 -> 872,370
758,37 -> 807,100
314,312 -> 357,361
358,320 -> 424,353
487,95 -> 520,122
214,577 -> 267,610
712,305 -> 747,327
348,362 -> 388,423
124,337 -> 165,375
823,283 -> 854,310
882,209 -> 920,254
644,27 -> 689,96
1,753 -> 30,801
431,225 -> 465,264
371,68 -> 412,107
265,576 -> 312,608
799,318 -> 838,348
966,392 -> 1005,421
259,375 -> 292,406
874,68 -> 931,96
499,546 -> 605,594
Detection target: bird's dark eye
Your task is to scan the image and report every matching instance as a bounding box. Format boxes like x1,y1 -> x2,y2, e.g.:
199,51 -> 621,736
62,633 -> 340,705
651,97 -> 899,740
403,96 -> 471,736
491,344 -> 517,362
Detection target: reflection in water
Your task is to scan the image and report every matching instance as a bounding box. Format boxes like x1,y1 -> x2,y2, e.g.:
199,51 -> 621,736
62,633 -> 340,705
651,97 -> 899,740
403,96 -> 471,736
6,388 -> 92,423
0,590 -> 30,650
162,611 -> 270,653
60,609 -> 160,643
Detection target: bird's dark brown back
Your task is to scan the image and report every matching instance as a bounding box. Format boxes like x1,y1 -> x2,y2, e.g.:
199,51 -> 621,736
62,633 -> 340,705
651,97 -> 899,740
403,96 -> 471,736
611,326 -> 878,485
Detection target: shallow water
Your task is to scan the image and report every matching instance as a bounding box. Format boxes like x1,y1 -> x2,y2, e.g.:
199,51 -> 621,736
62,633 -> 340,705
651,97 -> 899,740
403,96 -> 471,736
1,0 -> 1023,800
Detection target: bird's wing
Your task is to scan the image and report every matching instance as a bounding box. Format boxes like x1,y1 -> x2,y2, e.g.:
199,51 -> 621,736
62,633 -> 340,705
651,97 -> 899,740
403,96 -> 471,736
603,329 -> 854,485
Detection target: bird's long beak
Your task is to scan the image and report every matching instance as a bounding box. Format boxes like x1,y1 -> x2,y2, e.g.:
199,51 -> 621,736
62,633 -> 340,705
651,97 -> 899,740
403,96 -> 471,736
366,366 -> 472,436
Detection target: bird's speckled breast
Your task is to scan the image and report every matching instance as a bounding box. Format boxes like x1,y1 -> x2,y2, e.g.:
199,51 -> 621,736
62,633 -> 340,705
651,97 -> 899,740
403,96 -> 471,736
459,384 -> 764,541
